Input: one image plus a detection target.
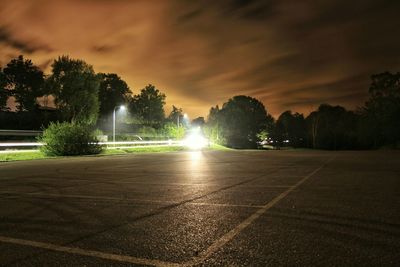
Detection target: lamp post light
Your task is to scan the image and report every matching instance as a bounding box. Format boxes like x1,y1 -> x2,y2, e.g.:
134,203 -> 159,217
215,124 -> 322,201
183,113 -> 188,127
177,113 -> 188,127
113,105 -> 126,144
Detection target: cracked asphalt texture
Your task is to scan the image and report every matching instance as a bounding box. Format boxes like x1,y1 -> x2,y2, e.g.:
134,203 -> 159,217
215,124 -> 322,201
0,150 -> 399,266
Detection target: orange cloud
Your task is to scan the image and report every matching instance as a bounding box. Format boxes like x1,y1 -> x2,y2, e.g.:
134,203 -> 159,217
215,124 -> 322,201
1,0 -> 399,118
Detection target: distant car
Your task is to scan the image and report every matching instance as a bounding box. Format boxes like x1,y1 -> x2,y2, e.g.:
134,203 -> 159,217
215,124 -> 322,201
258,138 -> 275,149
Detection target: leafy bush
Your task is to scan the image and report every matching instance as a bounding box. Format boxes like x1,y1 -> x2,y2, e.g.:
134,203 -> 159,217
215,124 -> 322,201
39,122 -> 103,156
161,122 -> 185,139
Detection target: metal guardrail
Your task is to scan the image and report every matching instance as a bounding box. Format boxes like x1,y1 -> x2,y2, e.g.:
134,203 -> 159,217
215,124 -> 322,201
0,142 -> 42,147
99,141 -> 180,145
0,140 -> 183,148
0,130 -> 42,136
0,130 -> 183,150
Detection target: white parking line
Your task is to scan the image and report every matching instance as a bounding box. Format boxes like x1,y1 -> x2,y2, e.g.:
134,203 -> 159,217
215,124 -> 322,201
109,181 -> 295,188
0,236 -> 180,267
185,157 -> 335,266
190,202 -> 264,209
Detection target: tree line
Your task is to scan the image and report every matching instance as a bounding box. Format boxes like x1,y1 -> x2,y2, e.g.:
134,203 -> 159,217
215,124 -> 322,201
203,72 -> 400,149
0,55 -> 186,137
0,54 -> 399,149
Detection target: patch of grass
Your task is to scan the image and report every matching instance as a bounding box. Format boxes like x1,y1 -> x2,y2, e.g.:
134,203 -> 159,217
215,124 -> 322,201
0,151 -> 49,162
207,143 -> 233,151
102,145 -> 186,155
0,144 -> 233,162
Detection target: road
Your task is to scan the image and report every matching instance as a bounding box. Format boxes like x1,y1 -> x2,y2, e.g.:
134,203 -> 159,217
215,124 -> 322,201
0,150 -> 399,266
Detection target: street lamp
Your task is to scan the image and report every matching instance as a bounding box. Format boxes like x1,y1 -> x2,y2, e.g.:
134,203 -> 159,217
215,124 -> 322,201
177,113 -> 188,127
113,105 -> 126,144
183,113 -> 188,127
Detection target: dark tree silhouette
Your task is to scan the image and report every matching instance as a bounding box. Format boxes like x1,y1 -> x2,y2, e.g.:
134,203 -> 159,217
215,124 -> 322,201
207,105 -> 220,124
129,84 -> 166,127
1,53 -> 398,150
167,105 -> 184,125
204,105 -> 224,143
97,73 -> 131,117
307,110 -> 320,149
48,56 -> 100,124
218,95 -> 272,148
360,72 -> 400,147
3,55 -> 44,112
272,111 -> 306,147
192,117 -> 205,127
306,104 -> 358,150
0,69 -> 9,111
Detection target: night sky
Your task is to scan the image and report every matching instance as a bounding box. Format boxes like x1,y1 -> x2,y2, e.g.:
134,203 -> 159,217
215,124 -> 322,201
1,0 -> 399,118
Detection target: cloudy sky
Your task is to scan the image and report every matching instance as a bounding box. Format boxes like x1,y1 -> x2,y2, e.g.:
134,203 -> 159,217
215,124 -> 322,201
1,0 -> 399,118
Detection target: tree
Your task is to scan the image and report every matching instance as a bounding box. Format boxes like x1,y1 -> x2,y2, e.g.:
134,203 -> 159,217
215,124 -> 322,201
129,84 -> 166,126
307,110 -> 320,149
272,111 -> 306,147
48,56 -> 100,124
3,55 -> 44,111
97,73 -> 131,117
306,104 -> 358,150
167,105 -> 184,126
0,69 -> 9,111
361,72 -> 400,147
192,117 -> 205,127
218,95 -> 271,148
204,105 -> 224,144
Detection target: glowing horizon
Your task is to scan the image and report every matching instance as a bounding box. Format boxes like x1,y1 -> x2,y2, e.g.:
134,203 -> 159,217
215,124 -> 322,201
1,0 -> 399,118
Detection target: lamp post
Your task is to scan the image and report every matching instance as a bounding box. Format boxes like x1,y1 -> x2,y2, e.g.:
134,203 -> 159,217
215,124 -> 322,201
177,113 -> 188,127
113,105 -> 126,144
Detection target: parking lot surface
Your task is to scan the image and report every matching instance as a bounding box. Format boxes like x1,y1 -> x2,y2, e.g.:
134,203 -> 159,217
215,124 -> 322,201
0,150 -> 399,266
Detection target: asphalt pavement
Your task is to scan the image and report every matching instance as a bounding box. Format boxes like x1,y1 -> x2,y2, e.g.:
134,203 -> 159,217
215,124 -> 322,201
0,150 -> 399,266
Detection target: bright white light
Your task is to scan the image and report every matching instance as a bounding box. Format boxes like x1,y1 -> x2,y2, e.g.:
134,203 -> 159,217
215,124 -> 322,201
184,132 -> 208,150
120,105 -> 126,111
183,113 -> 188,119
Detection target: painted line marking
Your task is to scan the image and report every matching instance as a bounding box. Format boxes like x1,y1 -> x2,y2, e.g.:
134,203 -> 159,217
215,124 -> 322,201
115,182 -> 294,189
189,202 -> 264,209
185,157 -> 335,266
0,236 -> 180,267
